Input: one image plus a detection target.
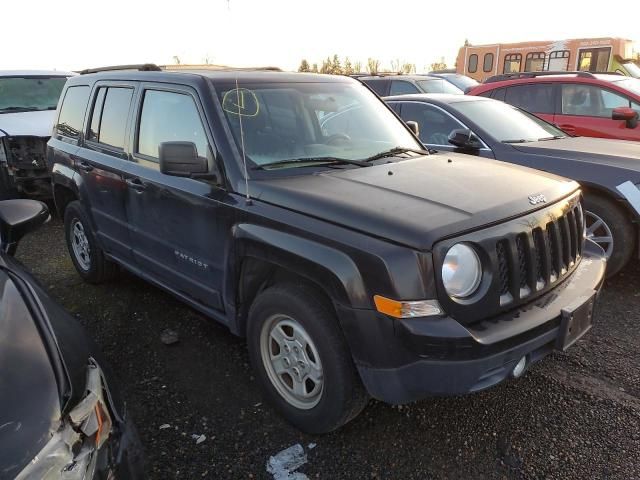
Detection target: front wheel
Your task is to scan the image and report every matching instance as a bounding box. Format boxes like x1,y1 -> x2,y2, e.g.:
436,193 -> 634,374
583,194 -> 635,277
247,283 -> 368,434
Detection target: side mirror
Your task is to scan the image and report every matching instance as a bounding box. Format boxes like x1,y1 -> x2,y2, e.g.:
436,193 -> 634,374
159,141 -> 209,178
448,128 -> 483,150
612,107 -> 639,129
406,121 -> 420,137
0,200 -> 50,256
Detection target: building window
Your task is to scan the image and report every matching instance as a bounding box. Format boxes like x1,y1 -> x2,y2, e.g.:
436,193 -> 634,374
483,53 -> 494,73
547,50 -> 570,71
503,54 -> 522,74
525,52 -> 546,72
468,54 -> 478,73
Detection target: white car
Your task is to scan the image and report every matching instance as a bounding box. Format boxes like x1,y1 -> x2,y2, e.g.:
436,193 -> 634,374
0,70 -> 74,199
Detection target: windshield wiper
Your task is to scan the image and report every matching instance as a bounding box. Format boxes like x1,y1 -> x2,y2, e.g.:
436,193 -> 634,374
253,156 -> 370,170
501,139 -> 532,144
0,106 -> 35,113
537,135 -> 565,141
363,147 -> 430,162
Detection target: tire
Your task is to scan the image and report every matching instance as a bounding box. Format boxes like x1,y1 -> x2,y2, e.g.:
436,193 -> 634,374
247,283 -> 369,434
583,193 -> 635,277
64,200 -> 118,283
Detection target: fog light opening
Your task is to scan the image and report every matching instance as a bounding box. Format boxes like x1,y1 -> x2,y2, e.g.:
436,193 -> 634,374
511,356 -> 527,378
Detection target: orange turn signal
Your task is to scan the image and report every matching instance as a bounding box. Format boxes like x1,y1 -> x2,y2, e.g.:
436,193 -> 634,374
373,295 -> 442,319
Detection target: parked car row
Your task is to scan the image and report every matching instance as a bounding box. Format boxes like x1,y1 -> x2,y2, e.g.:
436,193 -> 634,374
384,93 -> 640,275
1,62 -> 631,466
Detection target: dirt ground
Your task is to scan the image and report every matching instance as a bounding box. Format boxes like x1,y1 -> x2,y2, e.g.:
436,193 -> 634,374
17,219 -> 640,479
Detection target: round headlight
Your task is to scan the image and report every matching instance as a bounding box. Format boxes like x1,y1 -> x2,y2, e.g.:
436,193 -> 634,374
442,243 -> 482,299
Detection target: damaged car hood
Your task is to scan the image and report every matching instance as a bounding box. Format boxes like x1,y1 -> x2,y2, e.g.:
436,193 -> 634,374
0,271 -> 60,477
0,110 -> 57,138
253,153 -> 579,250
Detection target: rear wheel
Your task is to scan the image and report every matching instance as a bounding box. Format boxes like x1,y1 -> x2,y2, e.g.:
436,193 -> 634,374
247,283 -> 368,433
583,194 -> 635,277
64,201 -> 118,283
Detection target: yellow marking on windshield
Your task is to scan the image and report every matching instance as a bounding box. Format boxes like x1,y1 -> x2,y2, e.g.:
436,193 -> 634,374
222,88 -> 260,117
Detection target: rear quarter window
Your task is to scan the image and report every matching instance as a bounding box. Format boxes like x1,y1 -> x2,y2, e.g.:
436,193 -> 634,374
56,86 -> 90,139
362,79 -> 388,96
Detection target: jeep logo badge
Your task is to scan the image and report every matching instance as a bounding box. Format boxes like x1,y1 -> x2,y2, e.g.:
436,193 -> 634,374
528,194 -> 547,205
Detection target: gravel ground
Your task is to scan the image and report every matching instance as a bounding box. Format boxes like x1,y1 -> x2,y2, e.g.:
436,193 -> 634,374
16,219 -> 640,480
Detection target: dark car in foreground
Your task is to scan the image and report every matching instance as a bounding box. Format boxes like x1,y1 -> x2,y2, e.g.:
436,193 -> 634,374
48,67 -> 605,433
0,71 -> 74,199
0,200 -> 144,478
386,93 -> 640,276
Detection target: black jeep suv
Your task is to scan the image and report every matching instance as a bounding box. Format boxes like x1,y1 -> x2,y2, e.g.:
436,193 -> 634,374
48,67 -> 606,433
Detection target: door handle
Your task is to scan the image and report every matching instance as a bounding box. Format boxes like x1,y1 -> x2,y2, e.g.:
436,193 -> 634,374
126,178 -> 147,192
78,161 -> 94,172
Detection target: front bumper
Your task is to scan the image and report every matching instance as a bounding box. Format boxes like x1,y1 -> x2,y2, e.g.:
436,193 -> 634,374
339,240 -> 606,404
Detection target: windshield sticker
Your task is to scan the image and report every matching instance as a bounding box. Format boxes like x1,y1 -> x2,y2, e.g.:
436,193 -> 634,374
222,88 -> 259,117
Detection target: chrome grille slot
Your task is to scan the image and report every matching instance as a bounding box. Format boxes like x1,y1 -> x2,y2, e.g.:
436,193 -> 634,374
495,200 -> 584,307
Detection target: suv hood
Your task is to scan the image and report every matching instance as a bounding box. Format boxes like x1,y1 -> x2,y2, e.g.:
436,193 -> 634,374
253,153 -> 578,250
0,110 -> 56,138
513,137 -> 640,166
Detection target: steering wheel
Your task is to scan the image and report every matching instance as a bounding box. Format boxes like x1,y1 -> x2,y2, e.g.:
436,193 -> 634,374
325,133 -> 352,145
429,133 -> 450,145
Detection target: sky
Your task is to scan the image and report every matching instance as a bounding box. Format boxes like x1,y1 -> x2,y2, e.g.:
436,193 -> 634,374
3,0 -> 639,73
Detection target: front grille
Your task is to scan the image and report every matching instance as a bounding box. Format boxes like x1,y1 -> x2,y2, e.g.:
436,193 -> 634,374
435,191 -> 585,325
497,201 -> 584,307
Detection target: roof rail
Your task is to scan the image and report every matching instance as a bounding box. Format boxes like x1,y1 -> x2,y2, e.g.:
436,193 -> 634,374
79,64 -> 162,75
483,70 -> 607,83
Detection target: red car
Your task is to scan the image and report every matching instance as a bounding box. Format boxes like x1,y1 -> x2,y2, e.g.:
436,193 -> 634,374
468,72 -> 640,141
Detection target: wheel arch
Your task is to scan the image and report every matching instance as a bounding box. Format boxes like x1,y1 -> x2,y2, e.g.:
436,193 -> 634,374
226,224 -> 369,337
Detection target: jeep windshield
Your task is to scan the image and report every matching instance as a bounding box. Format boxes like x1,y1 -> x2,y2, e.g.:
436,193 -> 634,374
452,99 -> 567,143
0,76 -> 68,113
216,81 -> 424,169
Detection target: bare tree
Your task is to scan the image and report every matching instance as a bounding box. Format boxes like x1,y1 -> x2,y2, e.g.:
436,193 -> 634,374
332,54 -> 343,75
344,57 -> 354,76
430,57 -> 448,72
401,63 -> 416,74
367,58 -> 381,75
311,63 -> 319,73
298,59 -> 311,72
173,55 -> 181,65
390,59 -> 401,73
353,60 -> 362,73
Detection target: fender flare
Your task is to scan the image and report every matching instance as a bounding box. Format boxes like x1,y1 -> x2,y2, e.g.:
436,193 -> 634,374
225,224 -> 370,334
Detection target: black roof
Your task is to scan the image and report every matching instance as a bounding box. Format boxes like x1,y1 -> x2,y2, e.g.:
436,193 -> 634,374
383,93 -> 491,105
358,74 -> 441,82
66,69 -> 354,86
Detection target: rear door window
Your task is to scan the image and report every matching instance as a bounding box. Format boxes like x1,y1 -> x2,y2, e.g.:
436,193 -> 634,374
137,90 -> 209,160
504,84 -> 555,114
56,86 -> 90,139
87,86 -> 133,149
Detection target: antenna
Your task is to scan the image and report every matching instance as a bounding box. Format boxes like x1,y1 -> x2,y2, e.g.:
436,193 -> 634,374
235,76 -> 252,205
